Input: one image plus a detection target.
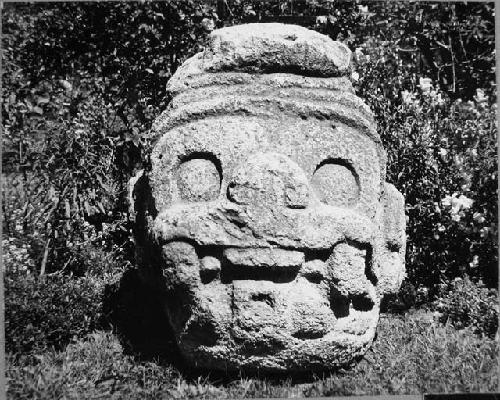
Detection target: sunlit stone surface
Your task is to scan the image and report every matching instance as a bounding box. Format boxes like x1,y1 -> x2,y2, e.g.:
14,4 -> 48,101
131,23 -> 406,372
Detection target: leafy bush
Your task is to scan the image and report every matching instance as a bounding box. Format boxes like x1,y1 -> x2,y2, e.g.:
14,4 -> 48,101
3,230 -> 124,355
363,75 -> 497,300
434,276 -> 498,338
2,237 -> 35,275
2,85 -> 133,275
352,5 -> 497,295
4,271 -> 112,354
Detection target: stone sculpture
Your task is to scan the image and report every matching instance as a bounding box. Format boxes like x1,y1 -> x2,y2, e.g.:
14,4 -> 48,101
131,23 -> 406,372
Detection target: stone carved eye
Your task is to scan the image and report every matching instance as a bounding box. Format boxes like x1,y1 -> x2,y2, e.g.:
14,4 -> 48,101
311,159 -> 359,207
176,154 -> 222,202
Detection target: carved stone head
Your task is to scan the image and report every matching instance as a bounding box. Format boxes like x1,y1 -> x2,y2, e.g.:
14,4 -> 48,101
132,23 -> 406,372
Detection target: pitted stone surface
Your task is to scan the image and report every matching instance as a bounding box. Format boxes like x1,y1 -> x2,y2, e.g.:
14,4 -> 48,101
132,23 -> 406,372
177,157 -> 221,202
167,23 -> 352,95
224,248 -> 305,268
312,161 -> 359,207
228,152 -> 310,209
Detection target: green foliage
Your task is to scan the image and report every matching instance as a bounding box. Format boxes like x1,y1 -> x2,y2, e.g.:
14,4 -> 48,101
434,276 -> 498,338
2,88 -> 134,274
6,313 -> 498,398
3,231 -> 125,355
2,237 -> 36,275
4,270 -> 112,355
349,2 -> 497,294
359,62 -> 497,295
2,2 -> 202,273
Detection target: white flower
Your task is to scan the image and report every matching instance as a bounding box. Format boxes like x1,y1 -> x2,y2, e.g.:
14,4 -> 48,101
243,5 -> 256,16
473,212 -> 485,224
354,47 -> 368,64
401,90 -> 414,104
457,194 -> 473,210
418,77 -> 433,93
428,90 -> 445,107
418,287 -> 429,295
351,71 -> 359,82
201,18 -> 215,32
441,194 -> 452,207
469,255 -> 479,268
438,148 -> 448,157
451,213 -> 461,222
441,193 -> 473,215
480,227 -> 491,238
434,203 -> 441,213
474,88 -> 487,104
435,92 -> 445,106
316,15 -> 327,25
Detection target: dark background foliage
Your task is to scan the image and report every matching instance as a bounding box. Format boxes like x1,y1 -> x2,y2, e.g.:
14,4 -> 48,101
2,0 -> 497,353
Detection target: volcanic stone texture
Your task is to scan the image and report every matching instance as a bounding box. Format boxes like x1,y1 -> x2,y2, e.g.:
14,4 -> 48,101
133,23 -> 406,373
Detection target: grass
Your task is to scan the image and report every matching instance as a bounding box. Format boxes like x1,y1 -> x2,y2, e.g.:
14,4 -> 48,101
6,310 -> 499,399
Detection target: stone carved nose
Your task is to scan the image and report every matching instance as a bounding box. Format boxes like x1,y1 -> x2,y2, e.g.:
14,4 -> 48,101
227,153 -> 309,209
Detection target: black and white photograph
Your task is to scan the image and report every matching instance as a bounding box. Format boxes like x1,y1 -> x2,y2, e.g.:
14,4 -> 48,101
2,1 -> 498,398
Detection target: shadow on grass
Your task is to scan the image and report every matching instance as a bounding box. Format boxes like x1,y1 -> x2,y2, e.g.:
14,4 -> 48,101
101,268 -> 360,386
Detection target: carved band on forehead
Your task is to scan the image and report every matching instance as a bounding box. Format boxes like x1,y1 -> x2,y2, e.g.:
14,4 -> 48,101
150,93 -> 379,147
167,73 -> 355,97
168,84 -> 368,114
149,92 -> 386,179
167,23 -> 352,94
151,23 -> 385,169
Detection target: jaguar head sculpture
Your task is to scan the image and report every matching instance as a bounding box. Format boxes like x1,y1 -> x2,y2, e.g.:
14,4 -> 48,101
131,23 -> 406,372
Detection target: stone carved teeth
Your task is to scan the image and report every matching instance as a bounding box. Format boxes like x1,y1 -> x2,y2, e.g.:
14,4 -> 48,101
224,248 -> 305,268
222,248 -> 304,283
196,245 -> 332,285
195,242 -> 378,317
199,255 -> 222,284
164,240 -> 374,288
300,259 -> 329,283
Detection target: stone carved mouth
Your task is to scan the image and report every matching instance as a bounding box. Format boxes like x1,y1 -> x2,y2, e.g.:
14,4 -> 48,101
197,246 -> 332,285
155,207 -> 382,354
164,241 -> 378,347
194,243 -> 378,317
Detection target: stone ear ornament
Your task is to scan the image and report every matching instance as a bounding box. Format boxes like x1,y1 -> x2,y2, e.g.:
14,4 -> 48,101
131,23 -> 406,373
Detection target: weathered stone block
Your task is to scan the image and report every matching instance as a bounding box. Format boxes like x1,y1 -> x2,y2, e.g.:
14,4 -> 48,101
131,23 -> 406,372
